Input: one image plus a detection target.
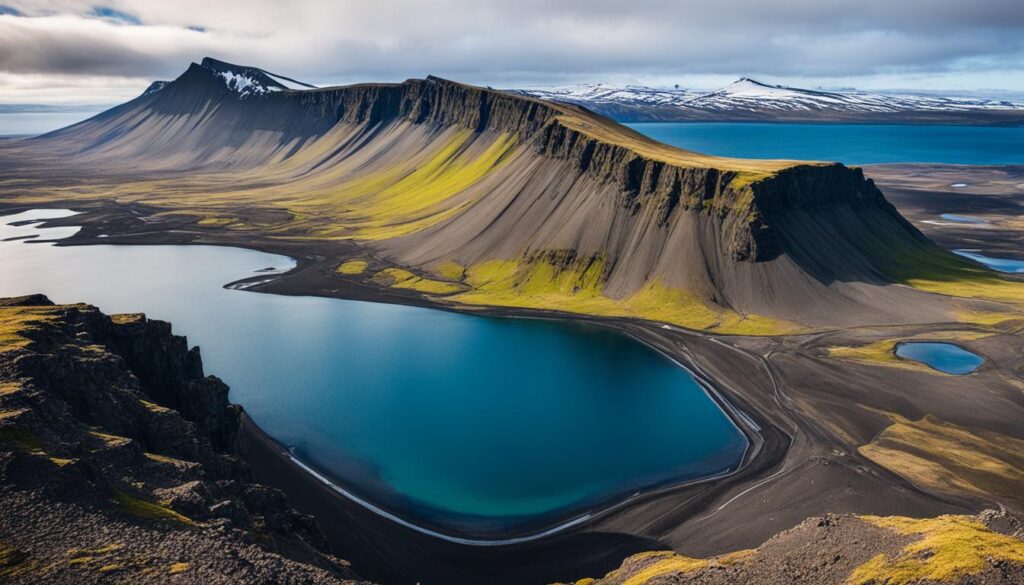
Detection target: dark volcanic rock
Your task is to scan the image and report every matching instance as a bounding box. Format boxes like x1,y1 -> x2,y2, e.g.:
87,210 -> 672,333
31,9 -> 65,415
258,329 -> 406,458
0,295 -> 369,584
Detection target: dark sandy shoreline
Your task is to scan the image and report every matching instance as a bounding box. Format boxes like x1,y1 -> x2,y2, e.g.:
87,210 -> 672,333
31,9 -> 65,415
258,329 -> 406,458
1,165 -> 1022,583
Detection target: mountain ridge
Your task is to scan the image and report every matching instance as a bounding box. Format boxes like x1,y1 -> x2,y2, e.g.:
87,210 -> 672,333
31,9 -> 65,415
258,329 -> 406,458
9,58 -> 997,330
516,78 -> 1024,124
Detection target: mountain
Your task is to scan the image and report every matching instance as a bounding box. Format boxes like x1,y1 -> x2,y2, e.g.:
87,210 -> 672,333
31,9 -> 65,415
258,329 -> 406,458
516,77 -> 1024,124
14,58 -> 996,331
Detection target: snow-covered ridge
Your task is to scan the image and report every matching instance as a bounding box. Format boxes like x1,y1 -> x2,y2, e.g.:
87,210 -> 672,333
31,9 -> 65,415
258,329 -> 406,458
518,83 -> 696,106
515,78 -> 1024,120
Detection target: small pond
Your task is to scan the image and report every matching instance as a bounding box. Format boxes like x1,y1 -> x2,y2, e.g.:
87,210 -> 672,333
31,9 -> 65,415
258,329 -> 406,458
895,342 -> 984,375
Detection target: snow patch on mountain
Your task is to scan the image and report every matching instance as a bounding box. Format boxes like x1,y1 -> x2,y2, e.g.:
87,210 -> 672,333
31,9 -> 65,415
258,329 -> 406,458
217,71 -> 275,96
141,81 -> 169,97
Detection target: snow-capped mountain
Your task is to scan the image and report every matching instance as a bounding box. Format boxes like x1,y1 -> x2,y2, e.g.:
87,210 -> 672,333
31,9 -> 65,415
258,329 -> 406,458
515,78 -> 1024,124
140,58 -> 318,100
139,58 -> 318,99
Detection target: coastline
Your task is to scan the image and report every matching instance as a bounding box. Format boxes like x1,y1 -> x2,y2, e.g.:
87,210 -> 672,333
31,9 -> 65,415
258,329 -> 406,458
0,204 -> 766,545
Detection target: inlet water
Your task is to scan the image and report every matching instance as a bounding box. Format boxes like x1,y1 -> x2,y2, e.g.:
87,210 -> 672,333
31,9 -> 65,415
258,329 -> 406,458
895,342 -> 984,375
0,210 -> 748,539
940,214 -> 987,225
954,250 -> 1024,274
628,123 -> 1024,165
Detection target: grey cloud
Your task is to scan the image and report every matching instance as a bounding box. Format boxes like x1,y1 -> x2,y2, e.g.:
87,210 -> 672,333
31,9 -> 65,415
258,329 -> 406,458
0,0 -> 1022,87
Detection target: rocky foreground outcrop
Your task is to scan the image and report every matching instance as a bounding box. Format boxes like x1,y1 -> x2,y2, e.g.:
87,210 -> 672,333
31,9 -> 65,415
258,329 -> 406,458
0,295 -> 370,584
569,512 -> 1024,585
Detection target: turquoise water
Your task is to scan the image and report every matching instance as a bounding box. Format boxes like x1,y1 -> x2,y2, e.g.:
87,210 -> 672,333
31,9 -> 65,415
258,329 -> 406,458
0,210 -> 747,539
895,342 -> 984,375
628,123 -> 1024,165
954,250 -> 1024,274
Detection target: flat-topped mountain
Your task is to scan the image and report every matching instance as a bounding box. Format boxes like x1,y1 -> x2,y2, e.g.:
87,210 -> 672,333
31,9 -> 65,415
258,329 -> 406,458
11,58 -> 1013,331
517,78 -> 1024,124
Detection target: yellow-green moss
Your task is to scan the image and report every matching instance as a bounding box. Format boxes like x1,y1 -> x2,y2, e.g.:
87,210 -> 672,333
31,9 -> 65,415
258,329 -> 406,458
0,545 -> 31,578
826,340 -> 933,373
580,548 -> 757,585
0,408 -> 28,421
888,247 -> 1024,308
621,553 -> 708,585
337,259 -> 368,275
437,260 -> 465,281
858,411 -> 1024,507
452,257 -> 800,335
273,130 -> 519,240
88,430 -> 131,447
112,489 -> 195,526
144,452 -> 187,465
196,217 -> 236,227
139,399 -> 171,414
110,313 -> 144,325
168,562 -> 189,575
372,268 -> 465,295
98,563 -> 123,573
0,305 -> 58,350
65,543 -> 123,570
848,515 -> 1024,585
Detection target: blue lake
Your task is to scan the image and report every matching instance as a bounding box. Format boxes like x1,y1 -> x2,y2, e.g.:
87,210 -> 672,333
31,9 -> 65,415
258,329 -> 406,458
628,122 -> 1024,165
954,250 -> 1024,274
0,210 -> 748,540
895,342 -> 984,375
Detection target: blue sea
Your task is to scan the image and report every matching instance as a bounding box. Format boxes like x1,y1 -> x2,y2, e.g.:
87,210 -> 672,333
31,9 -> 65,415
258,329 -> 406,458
629,122 -> 1024,165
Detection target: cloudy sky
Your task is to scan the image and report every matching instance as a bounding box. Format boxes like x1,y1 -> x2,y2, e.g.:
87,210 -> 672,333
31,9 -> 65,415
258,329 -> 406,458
1,0 -> 1023,107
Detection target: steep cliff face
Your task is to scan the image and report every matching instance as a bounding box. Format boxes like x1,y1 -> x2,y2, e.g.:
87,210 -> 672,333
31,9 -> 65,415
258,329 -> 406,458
20,58 -> 961,329
0,295 -> 369,583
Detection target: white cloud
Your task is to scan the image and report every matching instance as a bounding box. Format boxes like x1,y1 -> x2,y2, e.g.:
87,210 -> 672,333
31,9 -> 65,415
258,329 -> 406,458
0,0 -> 1022,104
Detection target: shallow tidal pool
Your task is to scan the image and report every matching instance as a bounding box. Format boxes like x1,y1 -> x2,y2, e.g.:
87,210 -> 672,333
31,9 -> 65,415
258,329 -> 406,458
0,209 -> 748,540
